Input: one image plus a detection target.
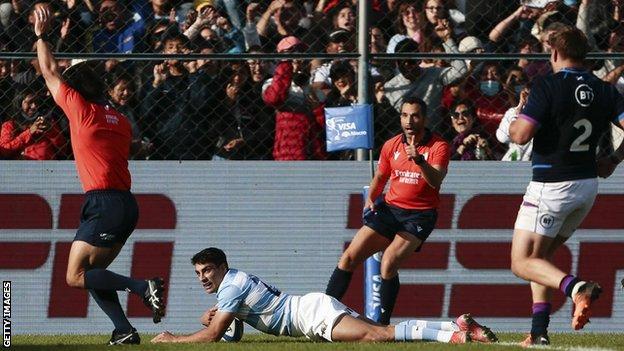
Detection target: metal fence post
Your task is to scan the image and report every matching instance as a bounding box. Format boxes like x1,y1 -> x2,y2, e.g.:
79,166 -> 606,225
356,0 -> 372,171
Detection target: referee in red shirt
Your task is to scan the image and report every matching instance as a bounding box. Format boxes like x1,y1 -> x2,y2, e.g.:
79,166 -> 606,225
326,96 -> 451,325
34,7 -> 164,345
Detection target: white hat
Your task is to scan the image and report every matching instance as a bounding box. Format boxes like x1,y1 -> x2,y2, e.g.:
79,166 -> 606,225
458,36 -> 484,53
521,0 -> 557,8
386,34 -> 409,54
70,58 -> 87,67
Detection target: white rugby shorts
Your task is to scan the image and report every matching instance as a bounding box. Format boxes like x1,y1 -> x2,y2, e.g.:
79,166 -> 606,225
514,178 -> 598,238
289,292 -> 359,342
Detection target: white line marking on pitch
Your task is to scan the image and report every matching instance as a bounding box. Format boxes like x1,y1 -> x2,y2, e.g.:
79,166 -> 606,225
492,341 -> 616,351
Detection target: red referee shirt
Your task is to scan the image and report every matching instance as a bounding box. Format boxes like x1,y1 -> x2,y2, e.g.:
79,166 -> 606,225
378,132 -> 450,210
54,83 -> 132,192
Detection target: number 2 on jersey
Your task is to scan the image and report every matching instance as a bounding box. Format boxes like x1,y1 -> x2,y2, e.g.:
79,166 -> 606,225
570,118 -> 592,152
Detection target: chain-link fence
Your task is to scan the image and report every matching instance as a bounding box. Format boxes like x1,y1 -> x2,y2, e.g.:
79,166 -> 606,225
0,0 -> 623,160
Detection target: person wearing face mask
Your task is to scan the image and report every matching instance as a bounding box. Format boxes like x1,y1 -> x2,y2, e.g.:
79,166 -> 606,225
0,87 -> 67,160
262,36 -> 327,160
467,62 -> 512,138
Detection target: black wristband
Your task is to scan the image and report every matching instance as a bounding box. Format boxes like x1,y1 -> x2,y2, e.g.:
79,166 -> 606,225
36,34 -> 49,42
414,154 -> 426,165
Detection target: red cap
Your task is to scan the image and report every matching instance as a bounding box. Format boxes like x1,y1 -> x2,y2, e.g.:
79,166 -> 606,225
277,36 -> 305,53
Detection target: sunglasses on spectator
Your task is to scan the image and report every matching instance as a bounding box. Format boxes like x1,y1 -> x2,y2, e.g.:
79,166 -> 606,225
451,110 -> 472,119
425,6 -> 444,11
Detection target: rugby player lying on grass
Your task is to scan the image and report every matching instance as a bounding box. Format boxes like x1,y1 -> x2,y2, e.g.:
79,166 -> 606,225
152,247 -> 497,344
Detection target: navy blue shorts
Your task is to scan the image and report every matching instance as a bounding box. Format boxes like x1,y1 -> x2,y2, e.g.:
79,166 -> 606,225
363,199 -> 438,243
74,190 -> 139,248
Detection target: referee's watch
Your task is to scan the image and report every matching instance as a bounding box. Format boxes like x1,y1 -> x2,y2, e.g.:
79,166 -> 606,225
414,154 -> 426,165
36,34 -> 50,42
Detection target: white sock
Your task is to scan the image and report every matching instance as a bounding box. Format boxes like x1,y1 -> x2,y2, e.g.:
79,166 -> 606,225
571,281 -> 587,297
440,322 -> 460,332
409,326 -> 454,342
402,320 -> 459,331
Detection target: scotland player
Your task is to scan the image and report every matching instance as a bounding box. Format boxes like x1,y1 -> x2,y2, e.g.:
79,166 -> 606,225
508,26 -> 624,345
151,248 -> 497,344
34,7 -> 165,345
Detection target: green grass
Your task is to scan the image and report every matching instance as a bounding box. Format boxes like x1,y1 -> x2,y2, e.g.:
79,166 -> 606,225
10,333 -> 624,351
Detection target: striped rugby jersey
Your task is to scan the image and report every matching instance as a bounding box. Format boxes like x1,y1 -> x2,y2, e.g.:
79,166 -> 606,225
216,269 -> 294,336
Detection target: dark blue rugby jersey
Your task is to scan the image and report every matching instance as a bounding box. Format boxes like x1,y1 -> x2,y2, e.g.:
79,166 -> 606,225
520,67 -> 624,182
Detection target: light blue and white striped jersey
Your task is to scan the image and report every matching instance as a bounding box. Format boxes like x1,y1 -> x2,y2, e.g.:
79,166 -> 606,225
216,269 -> 294,336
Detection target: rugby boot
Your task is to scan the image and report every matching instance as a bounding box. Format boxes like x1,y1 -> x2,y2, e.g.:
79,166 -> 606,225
449,330 -> 471,344
520,333 -> 550,347
455,313 -> 498,343
108,328 -> 140,345
572,281 -> 602,330
143,277 -> 165,323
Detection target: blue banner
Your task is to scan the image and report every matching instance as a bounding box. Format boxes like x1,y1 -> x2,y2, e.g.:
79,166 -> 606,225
324,104 -> 373,152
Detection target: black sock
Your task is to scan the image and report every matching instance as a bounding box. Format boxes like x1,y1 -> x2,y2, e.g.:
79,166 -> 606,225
89,289 -> 133,333
325,267 -> 353,300
84,269 -> 148,296
530,312 -> 550,336
379,275 -> 400,325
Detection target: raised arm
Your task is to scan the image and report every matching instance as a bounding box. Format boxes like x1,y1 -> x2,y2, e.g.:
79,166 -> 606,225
34,6 -> 62,98
489,6 -> 524,43
257,0 -> 283,37
576,0 -> 597,50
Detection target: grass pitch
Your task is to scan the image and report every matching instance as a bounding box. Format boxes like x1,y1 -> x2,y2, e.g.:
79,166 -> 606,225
11,333 -> 624,351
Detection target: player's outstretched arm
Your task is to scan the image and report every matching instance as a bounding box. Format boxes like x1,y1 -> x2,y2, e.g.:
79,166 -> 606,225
33,6 -> 62,98
200,306 -> 218,327
151,310 -> 235,343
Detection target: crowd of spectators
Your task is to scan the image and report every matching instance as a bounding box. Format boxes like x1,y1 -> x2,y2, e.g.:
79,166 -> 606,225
0,0 -> 623,160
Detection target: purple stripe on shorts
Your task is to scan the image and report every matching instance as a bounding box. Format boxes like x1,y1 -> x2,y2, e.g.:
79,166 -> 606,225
522,201 -> 538,208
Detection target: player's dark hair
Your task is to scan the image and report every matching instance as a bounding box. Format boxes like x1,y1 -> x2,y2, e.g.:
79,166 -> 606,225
191,247 -> 228,268
62,61 -> 106,103
401,96 -> 427,116
549,26 -> 590,62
